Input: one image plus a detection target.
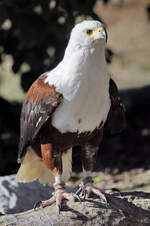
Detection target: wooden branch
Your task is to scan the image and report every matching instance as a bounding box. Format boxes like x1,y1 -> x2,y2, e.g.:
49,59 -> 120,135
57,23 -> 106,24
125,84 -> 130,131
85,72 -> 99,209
1,191 -> 150,226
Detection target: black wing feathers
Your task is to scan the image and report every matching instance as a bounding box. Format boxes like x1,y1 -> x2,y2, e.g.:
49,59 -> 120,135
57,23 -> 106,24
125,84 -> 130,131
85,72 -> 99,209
105,78 -> 126,135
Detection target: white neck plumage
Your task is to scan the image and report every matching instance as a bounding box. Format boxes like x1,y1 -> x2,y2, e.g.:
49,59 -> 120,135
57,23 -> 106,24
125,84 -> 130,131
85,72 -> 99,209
46,40 -> 108,89
49,40 -> 108,100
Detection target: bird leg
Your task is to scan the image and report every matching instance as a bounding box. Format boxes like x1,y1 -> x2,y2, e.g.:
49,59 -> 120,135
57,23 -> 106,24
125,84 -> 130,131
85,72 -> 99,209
77,141 -> 120,204
34,144 -> 80,213
78,143 -> 108,205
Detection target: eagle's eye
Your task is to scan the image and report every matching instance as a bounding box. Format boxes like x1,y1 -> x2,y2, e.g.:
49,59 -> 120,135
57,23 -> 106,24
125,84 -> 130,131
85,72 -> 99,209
86,29 -> 93,35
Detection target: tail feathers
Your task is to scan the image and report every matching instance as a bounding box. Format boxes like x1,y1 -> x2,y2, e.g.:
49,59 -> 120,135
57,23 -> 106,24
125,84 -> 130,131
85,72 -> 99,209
16,146 -> 54,185
16,146 -> 72,186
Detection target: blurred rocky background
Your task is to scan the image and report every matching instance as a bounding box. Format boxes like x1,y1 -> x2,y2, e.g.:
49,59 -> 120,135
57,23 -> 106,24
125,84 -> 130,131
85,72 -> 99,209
0,0 -> 150,214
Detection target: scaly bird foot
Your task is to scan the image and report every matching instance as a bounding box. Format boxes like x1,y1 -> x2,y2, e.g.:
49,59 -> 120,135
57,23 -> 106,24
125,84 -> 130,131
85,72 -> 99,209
76,177 -> 108,205
34,184 -> 81,214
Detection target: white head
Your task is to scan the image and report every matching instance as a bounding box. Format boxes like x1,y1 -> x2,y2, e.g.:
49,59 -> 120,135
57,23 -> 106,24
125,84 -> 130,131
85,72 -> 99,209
69,20 -> 107,48
46,20 -> 108,94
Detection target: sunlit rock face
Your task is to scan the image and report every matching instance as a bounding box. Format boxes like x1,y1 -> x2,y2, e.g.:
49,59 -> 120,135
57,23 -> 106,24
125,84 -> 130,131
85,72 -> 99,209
0,175 -> 52,214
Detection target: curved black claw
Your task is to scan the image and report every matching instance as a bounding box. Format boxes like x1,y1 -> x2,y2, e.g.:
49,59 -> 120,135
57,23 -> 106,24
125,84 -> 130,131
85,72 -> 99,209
101,193 -> 108,205
57,204 -> 62,214
112,188 -> 121,193
34,201 -> 43,210
72,192 -> 82,202
76,187 -> 82,195
82,189 -> 87,200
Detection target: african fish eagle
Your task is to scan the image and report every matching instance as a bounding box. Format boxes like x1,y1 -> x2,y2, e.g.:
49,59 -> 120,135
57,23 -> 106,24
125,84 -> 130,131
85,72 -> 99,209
16,20 -> 125,212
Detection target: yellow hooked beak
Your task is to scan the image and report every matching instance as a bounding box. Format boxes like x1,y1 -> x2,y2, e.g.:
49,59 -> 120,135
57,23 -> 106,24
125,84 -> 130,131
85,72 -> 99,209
86,27 -> 103,39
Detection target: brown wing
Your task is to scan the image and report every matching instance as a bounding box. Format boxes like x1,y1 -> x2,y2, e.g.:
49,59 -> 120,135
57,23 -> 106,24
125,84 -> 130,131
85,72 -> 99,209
18,75 -> 62,162
105,78 -> 126,135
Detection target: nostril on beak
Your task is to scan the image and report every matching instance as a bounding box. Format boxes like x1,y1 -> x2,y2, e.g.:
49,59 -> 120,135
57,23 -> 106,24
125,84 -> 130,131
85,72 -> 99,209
98,27 -> 103,32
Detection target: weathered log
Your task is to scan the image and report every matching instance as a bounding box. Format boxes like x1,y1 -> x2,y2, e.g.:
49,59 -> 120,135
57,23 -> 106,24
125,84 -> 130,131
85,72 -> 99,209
1,191 -> 150,226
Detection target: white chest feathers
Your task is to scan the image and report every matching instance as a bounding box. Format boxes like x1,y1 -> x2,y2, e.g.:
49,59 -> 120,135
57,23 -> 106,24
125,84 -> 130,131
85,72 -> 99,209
46,45 -> 111,134
52,81 -> 110,133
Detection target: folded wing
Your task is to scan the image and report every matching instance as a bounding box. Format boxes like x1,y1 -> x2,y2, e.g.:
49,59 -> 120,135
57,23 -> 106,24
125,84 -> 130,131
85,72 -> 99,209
18,75 -> 62,162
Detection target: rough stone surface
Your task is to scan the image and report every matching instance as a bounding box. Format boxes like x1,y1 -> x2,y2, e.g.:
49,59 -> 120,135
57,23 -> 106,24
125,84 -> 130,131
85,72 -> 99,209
1,191 -> 150,225
0,175 -> 53,214
1,175 -> 150,225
